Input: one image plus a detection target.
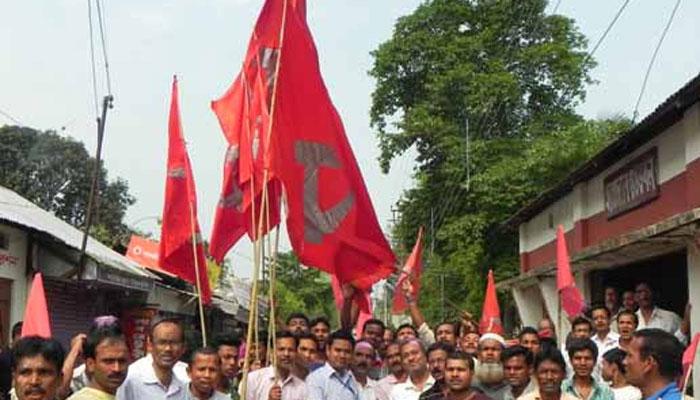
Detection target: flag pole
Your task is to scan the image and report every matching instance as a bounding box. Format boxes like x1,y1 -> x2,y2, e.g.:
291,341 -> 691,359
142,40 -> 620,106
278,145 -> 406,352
187,197 -> 208,347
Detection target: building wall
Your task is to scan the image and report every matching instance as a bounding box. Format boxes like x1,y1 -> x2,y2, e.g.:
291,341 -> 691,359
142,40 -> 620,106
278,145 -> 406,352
0,223 -> 28,344
519,103 -> 700,271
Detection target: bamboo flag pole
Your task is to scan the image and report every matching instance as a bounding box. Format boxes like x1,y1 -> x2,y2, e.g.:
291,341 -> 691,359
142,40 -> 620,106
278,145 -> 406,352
187,196 -> 207,347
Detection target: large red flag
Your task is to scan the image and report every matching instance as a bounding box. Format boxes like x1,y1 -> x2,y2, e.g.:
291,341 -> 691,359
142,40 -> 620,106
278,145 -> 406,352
479,269 -> 503,334
331,274 -> 372,336
267,0 -> 396,289
209,0 -> 285,262
21,272 -> 51,338
159,77 -> 211,304
392,227 -> 424,314
556,225 -> 585,317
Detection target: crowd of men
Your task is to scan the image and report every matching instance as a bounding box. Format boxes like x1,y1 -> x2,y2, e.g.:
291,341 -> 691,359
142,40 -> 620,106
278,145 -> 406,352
0,281 -> 692,400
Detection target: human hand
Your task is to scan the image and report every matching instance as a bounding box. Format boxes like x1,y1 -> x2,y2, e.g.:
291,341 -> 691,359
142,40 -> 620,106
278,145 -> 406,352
268,384 -> 282,400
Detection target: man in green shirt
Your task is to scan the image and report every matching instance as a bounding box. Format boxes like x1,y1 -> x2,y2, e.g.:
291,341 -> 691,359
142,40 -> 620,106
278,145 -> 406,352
561,339 -> 613,400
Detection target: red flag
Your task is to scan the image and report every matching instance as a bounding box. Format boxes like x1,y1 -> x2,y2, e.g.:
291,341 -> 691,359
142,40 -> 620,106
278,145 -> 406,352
209,0 -> 285,262
479,269 -> 503,334
331,275 -> 372,336
392,227 -> 424,314
267,0 -> 395,289
21,272 -> 51,338
556,225 -> 585,317
681,333 -> 700,389
159,77 -> 211,304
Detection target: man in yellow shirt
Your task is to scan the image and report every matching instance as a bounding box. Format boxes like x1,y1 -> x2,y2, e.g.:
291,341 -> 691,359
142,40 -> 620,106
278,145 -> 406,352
68,322 -> 129,400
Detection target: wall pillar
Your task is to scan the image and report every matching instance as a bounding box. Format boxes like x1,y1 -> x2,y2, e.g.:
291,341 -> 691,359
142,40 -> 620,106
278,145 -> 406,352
686,241 -> 700,393
539,276 -> 571,345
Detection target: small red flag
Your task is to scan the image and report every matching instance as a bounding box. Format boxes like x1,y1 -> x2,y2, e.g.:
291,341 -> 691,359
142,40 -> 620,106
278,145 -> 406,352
331,275 -> 372,336
267,0 -> 395,289
556,225 -> 585,317
479,269 -> 503,334
209,0 -> 285,262
392,227 -> 424,314
159,77 -> 211,304
21,272 -> 51,338
681,333 -> 700,389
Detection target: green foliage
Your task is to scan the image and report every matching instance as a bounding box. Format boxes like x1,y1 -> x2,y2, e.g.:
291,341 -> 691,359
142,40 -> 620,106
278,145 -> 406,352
0,125 -> 135,247
370,0 -> 629,324
272,252 -> 339,325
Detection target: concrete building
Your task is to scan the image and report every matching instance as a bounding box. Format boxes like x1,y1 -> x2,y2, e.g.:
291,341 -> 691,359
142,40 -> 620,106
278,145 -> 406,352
502,72 -> 700,387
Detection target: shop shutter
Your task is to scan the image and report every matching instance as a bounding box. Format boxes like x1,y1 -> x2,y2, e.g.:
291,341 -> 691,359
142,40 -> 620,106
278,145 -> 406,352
44,278 -> 102,349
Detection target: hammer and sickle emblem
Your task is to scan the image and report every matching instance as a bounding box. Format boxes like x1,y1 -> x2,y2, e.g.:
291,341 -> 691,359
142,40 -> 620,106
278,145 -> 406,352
295,141 -> 355,244
219,145 -> 244,212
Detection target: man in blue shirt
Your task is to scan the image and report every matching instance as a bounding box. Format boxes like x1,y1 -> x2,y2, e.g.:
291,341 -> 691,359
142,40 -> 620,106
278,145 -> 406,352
307,330 -> 360,400
623,329 -> 683,400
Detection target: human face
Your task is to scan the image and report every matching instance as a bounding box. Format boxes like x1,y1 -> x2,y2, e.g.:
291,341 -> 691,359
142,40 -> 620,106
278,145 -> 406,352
592,309 -> 611,335
297,338 -> 318,367
572,323 -> 591,339
519,333 -> 540,355
400,341 -> 427,375
188,354 -> 220,396
151,322 -> 185,370
397,326 -> 417,341
605,288 -> 618,308
536,360 -> 564,396
311,322 -> 329,347
623,337 -> 652,387
622,291 -> 637,311
276,337 -> 297,371
571,349 -> 595,379
617,314 -> 637,340
635,284 -> 653,309
478,339 -> 503,363
385,344 -> 404,376
217,345 -> 238,379
445,358 -> 473,393
13,355 -> 61,400
504,355 -> 531,389
383,329 -> 394,347
460,333 -> 479,355
538,319 -> 554,336
362,323 -> 384,349
86,339 -> 129,395
428,349 -> 448,381
287,317 -> 309,336
601,359 -> 615,382
436,324 -> 456,346
352,345 -> 375,376
327,339 -> 353,372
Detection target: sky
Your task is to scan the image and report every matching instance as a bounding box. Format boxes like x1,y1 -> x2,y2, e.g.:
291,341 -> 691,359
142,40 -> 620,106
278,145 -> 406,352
1,0 -> 699,279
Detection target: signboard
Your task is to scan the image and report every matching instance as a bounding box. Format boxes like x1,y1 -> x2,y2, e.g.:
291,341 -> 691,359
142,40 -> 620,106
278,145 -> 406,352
121,307 -> 157,360
126,235 -> 160,269
604,148 -> 659,219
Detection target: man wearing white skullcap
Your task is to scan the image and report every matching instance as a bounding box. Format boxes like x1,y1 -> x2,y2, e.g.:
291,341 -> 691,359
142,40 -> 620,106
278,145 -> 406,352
472,333 -> 510,400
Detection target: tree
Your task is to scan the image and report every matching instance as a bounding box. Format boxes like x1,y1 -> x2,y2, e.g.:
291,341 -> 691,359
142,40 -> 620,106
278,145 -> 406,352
370,0 -> 627,323
0,125 -> 135,247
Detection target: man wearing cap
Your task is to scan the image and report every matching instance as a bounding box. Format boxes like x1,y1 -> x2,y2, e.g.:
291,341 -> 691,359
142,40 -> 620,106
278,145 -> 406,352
472,333 -> 509,400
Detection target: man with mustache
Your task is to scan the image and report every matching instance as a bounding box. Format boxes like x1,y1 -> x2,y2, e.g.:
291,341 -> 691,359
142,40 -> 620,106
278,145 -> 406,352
376,342 -> 407,400
472,334 -> 509,400
441,352 -> 491,400
68,324 -> 129,400
11,336 -> 65,400
502,346 -> 536,400
418,342 -> 454,400
623,329 -> 683,400
294,333 -> 321,379
187,348 -> 229,400
518,348 -> 578,400
615,311 -> 638,352
245,331 -> 306,400
561,339 -> 613,400
353,341 -> 379,400
518,328 -> 541,356
310,317 -> 331,360
390,339 -> 434,400
117,317 -> 187,399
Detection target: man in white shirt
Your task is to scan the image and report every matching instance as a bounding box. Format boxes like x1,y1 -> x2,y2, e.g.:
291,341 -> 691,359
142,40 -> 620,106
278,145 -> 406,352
353,341 -> 378,400
390,339 -> 435,400
245,331 -> 306,400
117,317 -> 187,400
633,283 -> 688,344
591,304 -> 619,376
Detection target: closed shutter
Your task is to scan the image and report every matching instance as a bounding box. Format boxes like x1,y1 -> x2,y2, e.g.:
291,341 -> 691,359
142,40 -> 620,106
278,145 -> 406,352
44,279 -> 102,349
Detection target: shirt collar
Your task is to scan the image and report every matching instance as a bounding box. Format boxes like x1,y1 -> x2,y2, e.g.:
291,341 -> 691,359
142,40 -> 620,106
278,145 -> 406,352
563,377 -> 604,397
405,374 -> 435,391
645,383 -> 680,400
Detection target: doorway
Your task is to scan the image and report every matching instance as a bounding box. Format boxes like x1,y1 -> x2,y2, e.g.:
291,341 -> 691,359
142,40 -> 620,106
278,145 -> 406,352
0,279 -> 10,347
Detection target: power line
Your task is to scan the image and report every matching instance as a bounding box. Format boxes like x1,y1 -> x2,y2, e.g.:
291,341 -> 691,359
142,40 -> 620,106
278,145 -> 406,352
87,0 -> 99,117
95,0 -> 113,96
0,108 -> 23,126
551,0 -> 564,14
632,0 -> 682,122
586,0 -> 632,61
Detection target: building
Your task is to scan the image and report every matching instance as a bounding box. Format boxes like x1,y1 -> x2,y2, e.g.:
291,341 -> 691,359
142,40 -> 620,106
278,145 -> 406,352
502,73 -> 700,386
0,185 -> 157,348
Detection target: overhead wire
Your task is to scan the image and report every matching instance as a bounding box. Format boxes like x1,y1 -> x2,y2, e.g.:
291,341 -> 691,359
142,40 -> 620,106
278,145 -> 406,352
0,108 -> 23,126
95,0 -> 113,96
632,0 -> 682,122
87,0 -> 100,117
586,0 -> 632,61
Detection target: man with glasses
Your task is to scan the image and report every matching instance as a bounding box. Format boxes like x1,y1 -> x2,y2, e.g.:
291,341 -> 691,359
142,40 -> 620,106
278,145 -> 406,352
117,317 -> 187,400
